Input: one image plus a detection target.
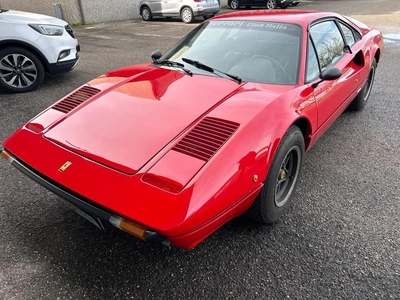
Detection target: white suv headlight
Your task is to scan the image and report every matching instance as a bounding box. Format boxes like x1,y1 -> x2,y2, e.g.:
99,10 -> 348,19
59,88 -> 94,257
29,24 -> 64,36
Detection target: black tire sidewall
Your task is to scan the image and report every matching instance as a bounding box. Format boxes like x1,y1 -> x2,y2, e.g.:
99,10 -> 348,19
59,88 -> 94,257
0,47 -> 45,93
360,59 -> 377,106
259,126 -> 304,222
349,58 -> 377,111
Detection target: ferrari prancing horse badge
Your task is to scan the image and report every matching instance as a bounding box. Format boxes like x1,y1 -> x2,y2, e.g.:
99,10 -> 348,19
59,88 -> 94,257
59,161 -> 72,172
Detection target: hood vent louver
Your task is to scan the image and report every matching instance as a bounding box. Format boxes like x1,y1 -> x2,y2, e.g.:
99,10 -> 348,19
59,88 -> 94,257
172,117 -> 240,162
52,86 -> 100,114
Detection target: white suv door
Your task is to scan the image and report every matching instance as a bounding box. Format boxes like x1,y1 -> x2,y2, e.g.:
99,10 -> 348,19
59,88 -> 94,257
147,0 -> 168,15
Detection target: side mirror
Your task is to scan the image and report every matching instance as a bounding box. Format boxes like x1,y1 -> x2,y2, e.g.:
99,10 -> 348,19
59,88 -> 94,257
311,67 -> 342,88
320,67 -> 342,81
151,50 -> 162,62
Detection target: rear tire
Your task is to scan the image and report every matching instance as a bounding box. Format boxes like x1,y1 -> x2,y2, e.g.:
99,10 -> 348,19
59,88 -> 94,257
246,125 -> 304,223
0,46 -> 45,93
348,58 -> 376,111
141,6 -> 153,21
181,7 -> 194,23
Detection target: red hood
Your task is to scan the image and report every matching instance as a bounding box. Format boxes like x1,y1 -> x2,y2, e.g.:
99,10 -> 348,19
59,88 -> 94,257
44,66 -> 242,174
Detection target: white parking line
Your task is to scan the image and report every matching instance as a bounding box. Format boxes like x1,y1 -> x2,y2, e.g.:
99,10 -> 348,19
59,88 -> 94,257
135,33 -> 181,38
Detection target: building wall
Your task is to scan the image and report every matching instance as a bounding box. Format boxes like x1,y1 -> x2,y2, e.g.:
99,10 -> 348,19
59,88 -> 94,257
0,0 -> 82,24
0,0 -> 140,24
0,0 -> 228,24
81,0 -> 139,24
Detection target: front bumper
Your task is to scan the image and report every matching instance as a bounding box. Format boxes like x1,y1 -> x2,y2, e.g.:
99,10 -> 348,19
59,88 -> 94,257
0,149 -> 169,246
47,44 -> 81,76
48,55 -> 80,76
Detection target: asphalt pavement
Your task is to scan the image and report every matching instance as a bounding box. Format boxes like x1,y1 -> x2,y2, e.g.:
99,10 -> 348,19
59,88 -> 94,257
0,0 -> 399,299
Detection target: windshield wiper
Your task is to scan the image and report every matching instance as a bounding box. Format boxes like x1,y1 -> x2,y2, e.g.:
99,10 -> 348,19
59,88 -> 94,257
182,57 -> 242,83
0,9 -> 9,13
153,60 -> 192,76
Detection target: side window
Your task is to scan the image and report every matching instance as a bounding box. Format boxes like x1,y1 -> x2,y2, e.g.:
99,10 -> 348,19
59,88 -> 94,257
339,23 -> 356,46
353,30 -> 361,42
310,21 -> 345,71
306,38 -> 320,82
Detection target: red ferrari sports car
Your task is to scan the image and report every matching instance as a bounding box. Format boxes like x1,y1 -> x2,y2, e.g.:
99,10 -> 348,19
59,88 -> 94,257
1,10 -> 383,249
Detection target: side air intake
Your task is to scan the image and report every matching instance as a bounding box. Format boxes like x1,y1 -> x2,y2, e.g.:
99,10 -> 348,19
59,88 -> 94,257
52,86 -> 100,113
172,117 -> 239,161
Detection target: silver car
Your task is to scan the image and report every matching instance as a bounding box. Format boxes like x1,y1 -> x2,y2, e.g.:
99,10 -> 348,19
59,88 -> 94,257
139,0 -> 220,23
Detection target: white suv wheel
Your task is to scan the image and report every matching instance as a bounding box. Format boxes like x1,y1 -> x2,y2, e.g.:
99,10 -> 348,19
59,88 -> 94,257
141,7 -> 152,21
181,7 -> 194,23
0,47 -> 45,93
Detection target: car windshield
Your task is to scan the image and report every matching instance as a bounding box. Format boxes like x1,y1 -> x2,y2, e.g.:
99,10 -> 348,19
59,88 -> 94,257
161,20 -> 302,85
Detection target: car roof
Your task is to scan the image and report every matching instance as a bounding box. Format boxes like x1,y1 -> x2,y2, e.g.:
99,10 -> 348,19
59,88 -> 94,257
212,10 -> 341,27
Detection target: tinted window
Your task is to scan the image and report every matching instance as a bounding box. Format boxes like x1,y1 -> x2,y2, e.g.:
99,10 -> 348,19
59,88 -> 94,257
162,21 -> 302,84
306,38 -> 320,82
310,21 -> 345,71
339,23 -> 356,46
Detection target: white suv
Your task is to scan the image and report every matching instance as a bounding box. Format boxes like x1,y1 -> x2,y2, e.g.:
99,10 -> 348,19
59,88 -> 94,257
0,8 -> 80,93
139,0 -> 220,23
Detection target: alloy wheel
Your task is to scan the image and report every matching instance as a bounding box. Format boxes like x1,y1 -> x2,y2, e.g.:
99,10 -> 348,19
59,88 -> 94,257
181,8 -> 194,23
0,53 -> 38,89
274,145 -> 301,207
141,7 -> 152,21
266,0 -> 277,9
230,0 -> 240,9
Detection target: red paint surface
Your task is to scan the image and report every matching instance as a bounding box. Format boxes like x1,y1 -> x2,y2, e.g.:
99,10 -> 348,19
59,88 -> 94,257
2,11 -> 383,249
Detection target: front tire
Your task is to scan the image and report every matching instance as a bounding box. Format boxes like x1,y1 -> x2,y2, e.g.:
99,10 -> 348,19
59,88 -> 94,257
141,6 -> 153,21
348,58 -> 376,111
0,46 -> 45,93
266,0 -> 277,9
246,125 -> 304,223
181,7 -> 194,23
230,0 -> 240,9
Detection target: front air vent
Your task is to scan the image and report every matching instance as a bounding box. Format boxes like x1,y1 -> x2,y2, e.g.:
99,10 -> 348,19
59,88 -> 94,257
173,117 -> 240,161
52,86 -> 100,113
